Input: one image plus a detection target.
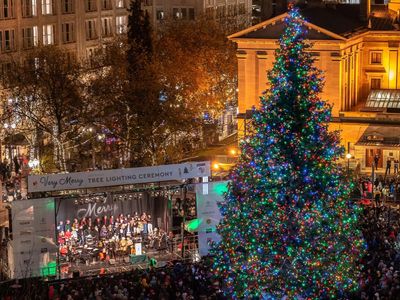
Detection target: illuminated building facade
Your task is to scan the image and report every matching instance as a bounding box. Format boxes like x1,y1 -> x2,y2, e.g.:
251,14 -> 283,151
0,0 -> 130,64
143,0 -> 252,26
230,0 -> 400,172
0,0 -> 252,69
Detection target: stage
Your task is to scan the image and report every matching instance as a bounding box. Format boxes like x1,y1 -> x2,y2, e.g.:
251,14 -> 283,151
60,249 -> 180,278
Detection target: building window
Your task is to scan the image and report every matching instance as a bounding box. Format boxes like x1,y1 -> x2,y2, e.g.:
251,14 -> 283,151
1,62 -> 14,78
62,22 -> 75,43
188,8 -> 195,20
370,78 -> 381,90
62,0 -> 74,14
85,20 -> 97,40
102,17 -> 112,37
239,3 -> 246,14
42,0 -> 53,15
205,7 -> 214,19
85,0 -> 96,11
86,47 -> 97,65
22,0 -> 37,17
370,51 -> 382,64
216,6 -> 225,18
22,26 -> 38,49
115,0 -> 124,8
156,10 -> 164,20
3,29 -> 15,51
227,4 -> 235,17
42,24 -> 55,45
182,8 -> 188,19
173,8 -> 182,19
0,0 -> 15,19
101,0 -> 111,10
116,16 -> 127,34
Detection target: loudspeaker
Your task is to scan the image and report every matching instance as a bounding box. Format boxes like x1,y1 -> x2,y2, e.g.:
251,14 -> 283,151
73,271 -> 80,278
109,259 -> 116,265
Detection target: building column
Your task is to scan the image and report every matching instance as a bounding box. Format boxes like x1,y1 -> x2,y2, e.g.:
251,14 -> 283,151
256,51 -> 268,100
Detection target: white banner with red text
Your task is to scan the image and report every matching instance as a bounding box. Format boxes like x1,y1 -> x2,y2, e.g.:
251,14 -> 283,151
28,161 -> 210,193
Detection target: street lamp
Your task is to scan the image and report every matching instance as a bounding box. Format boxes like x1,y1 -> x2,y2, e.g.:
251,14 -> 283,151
28,158 -> 40,169
346,153 -> 352,175
3,122 -> 16,170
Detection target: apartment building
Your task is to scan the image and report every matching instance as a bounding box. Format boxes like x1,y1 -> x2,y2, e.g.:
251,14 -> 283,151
230,0 -> 400,172
0,0 -> 252,68
143,0 -> 252,27
0,0 -> 130,65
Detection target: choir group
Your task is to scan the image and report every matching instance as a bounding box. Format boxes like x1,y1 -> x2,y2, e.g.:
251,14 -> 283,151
57,213 -> 169,264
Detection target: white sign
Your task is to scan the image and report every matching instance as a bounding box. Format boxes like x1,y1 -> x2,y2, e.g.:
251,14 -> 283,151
28,161 -> 211,193
135,242 -> 142,255
196,181 -> 228,257
9,198 -> 57,279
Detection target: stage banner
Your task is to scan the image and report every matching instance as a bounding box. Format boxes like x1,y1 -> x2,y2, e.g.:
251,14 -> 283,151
28,161 -> 210,193
196,181 -> 228,257
56,193 -> 169,235
9,198 -> 57,279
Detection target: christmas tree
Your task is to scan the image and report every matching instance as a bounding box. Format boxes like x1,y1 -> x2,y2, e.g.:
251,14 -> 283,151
211,7 -> 365,299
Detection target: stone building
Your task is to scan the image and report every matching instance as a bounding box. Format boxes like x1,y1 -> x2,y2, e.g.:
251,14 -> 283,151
143,0 -> 252,27
0,0 -> 130,64
0,0 -> 252,67
230,0 -> 400,173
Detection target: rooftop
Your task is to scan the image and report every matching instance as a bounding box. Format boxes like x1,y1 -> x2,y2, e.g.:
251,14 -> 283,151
232,3 -> 398,41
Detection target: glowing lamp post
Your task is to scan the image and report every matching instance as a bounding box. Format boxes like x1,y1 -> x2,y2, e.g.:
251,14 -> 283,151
346,153 -> 352,175
28,158 -> 40,169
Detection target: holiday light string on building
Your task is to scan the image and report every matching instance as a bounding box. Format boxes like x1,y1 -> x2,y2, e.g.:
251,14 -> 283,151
210,6 -> 365,299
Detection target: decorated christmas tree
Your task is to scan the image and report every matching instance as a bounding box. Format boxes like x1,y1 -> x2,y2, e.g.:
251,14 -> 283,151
211,6 -> 365,299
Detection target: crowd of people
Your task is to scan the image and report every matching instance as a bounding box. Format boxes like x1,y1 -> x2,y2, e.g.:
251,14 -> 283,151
356,206 -> 400,300
0,203 -> 397,300
0,257 -> 225,300
359,175 -> 400,205
57,213 -> 171,265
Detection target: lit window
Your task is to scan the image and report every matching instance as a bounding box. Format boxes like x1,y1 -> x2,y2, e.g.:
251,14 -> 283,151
156,10 -> 164,20
370,78 -> 381,90
370,51 -> 382,64
102,17 -> 113,37
22,0 -> 37,17
173,8 -> 182,19
115,0 -> 124,8
22,26 -> 38,49
42,0 -> 53,15
43,24 -> 55,45
116,16 -> 127,34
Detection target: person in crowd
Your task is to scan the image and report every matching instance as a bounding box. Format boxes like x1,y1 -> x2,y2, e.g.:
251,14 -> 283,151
385,158 -> 392,176
57,221 -> 65,233
13,156 -> 20,175
374,154 -> 380,170
394,159 -> 399,174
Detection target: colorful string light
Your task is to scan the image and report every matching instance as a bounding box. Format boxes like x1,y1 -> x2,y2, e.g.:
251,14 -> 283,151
211,7 -> 365,299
